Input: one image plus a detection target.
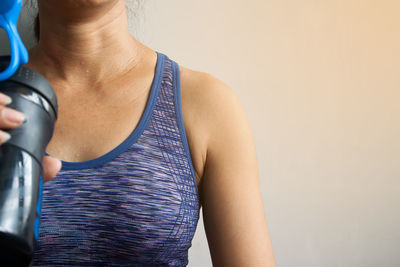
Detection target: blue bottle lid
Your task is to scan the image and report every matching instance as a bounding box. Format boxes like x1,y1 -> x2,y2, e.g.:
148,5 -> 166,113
0,0 -> 29,81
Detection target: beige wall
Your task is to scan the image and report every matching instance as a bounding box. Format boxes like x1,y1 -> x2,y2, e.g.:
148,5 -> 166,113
140,1 -> 400,266
1,0 -> 399,266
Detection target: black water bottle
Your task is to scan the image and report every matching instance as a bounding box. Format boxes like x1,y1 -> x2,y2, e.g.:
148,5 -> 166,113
0,57 -> 58,266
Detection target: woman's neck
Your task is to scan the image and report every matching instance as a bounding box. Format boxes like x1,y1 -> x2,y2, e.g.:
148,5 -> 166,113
27,0 -> 144,90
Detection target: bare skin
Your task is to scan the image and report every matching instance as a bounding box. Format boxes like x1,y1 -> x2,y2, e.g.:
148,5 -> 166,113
1,0 -> 277,265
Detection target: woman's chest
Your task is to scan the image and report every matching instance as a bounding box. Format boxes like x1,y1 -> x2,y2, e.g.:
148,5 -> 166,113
46,87 -> 205,187
47,101 -> 143,162
34,161 -> 199,265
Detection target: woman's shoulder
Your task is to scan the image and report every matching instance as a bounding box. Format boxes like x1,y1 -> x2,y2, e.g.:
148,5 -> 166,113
177,64 -> 274,267
178,64 -> 245,143
177,65 -> 249,188
178,65 -> 240,131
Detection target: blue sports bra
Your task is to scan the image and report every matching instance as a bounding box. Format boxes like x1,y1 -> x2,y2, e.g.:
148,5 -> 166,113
32,53 -> 200,266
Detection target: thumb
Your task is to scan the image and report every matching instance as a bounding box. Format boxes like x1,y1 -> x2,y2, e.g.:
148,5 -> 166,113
42,156 -> 61,183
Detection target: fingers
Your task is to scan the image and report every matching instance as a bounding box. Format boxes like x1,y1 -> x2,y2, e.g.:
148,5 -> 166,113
0,105 -> 26,129
0,93 -> 12,106
0,93 -> 25,129
0,93 -> 26,145
42,156 -> 62,183
0,130 -> 11,144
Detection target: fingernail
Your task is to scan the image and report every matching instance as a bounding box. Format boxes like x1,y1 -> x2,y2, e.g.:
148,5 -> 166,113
2,109 -> 25,124
1,132 -> 11,144
0,94 -> 12,105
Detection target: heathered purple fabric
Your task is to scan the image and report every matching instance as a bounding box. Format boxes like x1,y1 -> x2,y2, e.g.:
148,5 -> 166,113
32,53 -> 200,266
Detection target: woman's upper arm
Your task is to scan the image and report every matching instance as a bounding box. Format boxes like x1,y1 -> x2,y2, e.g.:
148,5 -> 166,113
191,73 -> 276,267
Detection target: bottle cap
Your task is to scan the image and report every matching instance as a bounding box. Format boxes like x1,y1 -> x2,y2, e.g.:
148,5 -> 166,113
0,56 -> 58,119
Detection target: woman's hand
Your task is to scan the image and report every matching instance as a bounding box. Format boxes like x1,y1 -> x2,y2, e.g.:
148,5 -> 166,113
0,93 -> 61,183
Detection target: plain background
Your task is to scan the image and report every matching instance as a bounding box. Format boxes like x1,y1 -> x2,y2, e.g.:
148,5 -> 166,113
1,0 -> 399,266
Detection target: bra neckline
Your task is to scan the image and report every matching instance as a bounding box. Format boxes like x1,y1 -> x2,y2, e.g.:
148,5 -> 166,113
45,52 -> 165,171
